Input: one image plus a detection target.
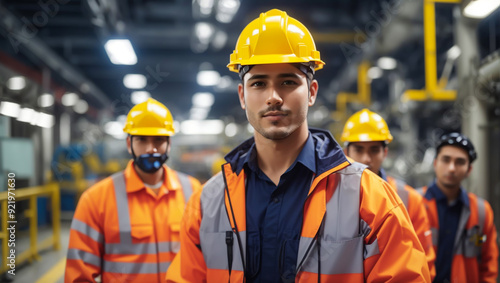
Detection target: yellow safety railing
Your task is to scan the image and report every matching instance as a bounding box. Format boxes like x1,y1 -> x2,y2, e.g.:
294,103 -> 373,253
403,0 -> 460,101
0,183 -> 60,274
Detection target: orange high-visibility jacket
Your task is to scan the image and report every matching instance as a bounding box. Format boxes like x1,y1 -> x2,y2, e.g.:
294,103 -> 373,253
65,161 -> 201,283
418,186 -> 498,283
387,176 -> 436,280
168,130 -> 431,282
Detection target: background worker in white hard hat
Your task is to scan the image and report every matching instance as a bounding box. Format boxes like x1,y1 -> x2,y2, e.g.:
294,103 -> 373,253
65,98 -> 201,283
168,9 -> 430,283
341,108 -> 436,280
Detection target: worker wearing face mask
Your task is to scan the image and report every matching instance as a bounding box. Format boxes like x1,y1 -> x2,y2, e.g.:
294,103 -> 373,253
65,98 -> 202,283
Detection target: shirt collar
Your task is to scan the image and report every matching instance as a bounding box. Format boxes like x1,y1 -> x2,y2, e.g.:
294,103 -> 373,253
379,168 -> 388,181
236,133 -> 317,175
123,160 -> 176,193
427,181 -> 469,207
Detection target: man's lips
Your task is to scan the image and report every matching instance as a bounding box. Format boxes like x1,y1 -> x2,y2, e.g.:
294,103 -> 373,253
263,111 -> 286,117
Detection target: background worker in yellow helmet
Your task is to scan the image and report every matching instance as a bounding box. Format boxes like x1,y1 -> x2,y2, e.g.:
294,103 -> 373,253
341,108 -> 437,280
168,9 -> 430,282
65,98 -> 201,283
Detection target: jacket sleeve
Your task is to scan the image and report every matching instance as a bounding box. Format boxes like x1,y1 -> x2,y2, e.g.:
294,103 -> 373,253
360,171 -> 431,283
479,201 -> 499,283
167,189 -> 207,282
406,187 -> 436,281
64,189 -> 104,283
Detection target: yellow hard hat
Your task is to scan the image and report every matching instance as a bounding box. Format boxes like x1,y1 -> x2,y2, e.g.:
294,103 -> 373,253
340,109 -> 393,143
123,98 -> 175,136
227,9 -> 325,73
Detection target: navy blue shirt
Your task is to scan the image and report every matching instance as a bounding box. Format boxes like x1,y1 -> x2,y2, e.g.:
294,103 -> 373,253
237,134 -> 315,283
425,182 -> 469,283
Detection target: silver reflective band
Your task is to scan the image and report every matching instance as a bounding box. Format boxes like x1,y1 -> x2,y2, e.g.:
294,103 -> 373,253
177,171 -> 193,203
105,241 -> 179,255
103,260 -> 171,274
67,248 -> 102,267
71,218 -> 104,244
395,179 -> 409,208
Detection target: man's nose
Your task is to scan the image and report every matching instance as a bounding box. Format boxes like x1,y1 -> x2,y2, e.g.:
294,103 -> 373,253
266,88 -> 283,106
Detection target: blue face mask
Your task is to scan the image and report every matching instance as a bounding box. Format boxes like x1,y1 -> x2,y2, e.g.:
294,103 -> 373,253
130,136 -> 169,173
134,152 -> 168,173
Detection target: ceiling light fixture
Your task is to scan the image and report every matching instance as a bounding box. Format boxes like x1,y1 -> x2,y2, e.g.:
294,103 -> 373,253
377,57 -> 397,70
131,91 -> 151,105
62,92 -> 79,107
7,76 -> 26,91
123,74 -> 147,89
104,39 -> 138,65
0,101 -> 21,118
463,0 -> 500,18
197,70 -> 220,86
38,93 -> 54,107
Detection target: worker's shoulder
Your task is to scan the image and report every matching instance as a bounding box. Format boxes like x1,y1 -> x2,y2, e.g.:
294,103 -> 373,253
81,174 -> 116,199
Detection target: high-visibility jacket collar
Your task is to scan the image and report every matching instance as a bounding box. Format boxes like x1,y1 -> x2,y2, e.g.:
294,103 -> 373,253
124,160 -> 181,193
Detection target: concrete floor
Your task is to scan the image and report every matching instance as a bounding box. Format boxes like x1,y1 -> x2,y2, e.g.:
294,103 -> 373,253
1,221 -> 70,283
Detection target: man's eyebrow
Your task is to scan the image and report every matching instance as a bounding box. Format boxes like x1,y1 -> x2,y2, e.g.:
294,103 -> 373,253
247,74 -> 269,81
247,73 -> 302,81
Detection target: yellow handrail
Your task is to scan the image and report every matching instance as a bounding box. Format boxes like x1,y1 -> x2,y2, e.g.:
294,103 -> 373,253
0,183 -> 60,274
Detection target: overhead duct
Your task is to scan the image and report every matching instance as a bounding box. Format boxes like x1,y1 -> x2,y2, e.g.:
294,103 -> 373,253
0,5 -> 111,107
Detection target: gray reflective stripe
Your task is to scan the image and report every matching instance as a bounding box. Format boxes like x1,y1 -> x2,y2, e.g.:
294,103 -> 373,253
364,238 -> 379,259
199,173 -> 245,271
298,162 -> 367,274
323,163 -> 362,240
71,218 -> 104,243
105,241 -> 177,255
454,203 -> 471,251
103,260 -> 171,274
176,171 -> 193,203
476,197 -> 486,235
416,187 -> 425,196
301,235 -> 365,274
395,179 -> 409,208
67,248 -> 102,267
111,172 -> 133,244
431,227 -> 438,246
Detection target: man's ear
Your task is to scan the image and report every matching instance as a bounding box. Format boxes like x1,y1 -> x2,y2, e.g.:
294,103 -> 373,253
466,164 -> 473,177
308,79 -> 318,106
238,83 -> 246,110
126,135 -> 132,155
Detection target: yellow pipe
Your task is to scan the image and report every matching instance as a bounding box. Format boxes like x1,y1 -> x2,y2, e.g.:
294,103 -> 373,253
424,0 -> 438,92
403,0 -> 457,101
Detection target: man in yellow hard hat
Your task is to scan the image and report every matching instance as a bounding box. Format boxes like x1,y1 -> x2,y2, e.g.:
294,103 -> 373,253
168,9 -> 430,282
341,108 -> 436,280
65,98 -> 201,283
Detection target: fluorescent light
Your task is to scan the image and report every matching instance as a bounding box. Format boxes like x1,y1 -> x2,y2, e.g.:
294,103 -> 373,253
197,70 -> 220,86
36,112 -> 55,128
7,76 -> 26,90
190,107 -> 210,120
180,119 -> 224,135
198,0 -> 215,15
447,45 -> 461,60
195,22 -> 214,44
74,100 -> 89,114
124,74 -> 147,89
38,93 -> 54,107
104,121 -> 127,139
0,101 -> 21,118
225,123 -> 238,137
464,0 -> 500,18
17,108 -> 35,123
368,66 -> 383,79
192,92 -> 214,108
62,92 -> 79,106
104,39 -> 138,65
131,91 -> 151,105
377,57 -> 397,70
216,0 -> 240,23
